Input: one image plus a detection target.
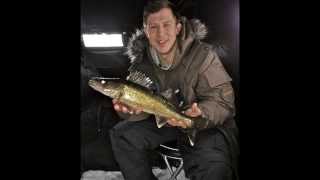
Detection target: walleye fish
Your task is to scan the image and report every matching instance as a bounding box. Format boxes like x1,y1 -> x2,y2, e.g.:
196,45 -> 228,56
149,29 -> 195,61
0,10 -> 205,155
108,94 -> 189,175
88,77 -> 194,125
88,77 -> 199,145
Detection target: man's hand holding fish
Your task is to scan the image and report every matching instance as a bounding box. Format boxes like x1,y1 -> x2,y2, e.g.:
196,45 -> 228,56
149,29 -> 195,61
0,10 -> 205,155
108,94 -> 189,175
112,99 -> 143,115
166,103 -> 202,128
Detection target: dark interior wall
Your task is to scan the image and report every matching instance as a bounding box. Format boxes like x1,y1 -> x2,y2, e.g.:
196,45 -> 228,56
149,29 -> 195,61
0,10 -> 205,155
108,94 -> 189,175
81,0 -> 147,78
195,0 -> 239,120
81,0 -> 142,33
196,0 -> 239,87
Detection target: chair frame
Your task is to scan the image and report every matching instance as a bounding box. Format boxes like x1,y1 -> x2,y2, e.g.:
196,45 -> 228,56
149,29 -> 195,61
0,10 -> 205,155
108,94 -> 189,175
157,144 -> 184,180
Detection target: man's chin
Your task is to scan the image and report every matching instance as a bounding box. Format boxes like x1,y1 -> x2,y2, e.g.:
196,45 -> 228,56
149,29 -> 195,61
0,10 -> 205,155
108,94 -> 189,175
157,47 -> 170,55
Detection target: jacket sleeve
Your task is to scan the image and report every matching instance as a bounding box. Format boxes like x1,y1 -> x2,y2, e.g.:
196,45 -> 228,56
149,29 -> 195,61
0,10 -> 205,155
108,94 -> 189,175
191,51 -> 235,129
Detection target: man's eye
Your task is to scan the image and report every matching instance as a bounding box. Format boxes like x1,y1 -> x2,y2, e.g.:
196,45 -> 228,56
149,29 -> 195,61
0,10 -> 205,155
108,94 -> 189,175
164,23 -> 172,27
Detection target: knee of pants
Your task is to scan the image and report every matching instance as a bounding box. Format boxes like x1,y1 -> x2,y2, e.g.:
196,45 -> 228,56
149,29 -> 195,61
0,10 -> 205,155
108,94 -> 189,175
185,161 -> 233,180
109,123 -> 148,150
183,150 -> 232,179
209,162 -> 233,180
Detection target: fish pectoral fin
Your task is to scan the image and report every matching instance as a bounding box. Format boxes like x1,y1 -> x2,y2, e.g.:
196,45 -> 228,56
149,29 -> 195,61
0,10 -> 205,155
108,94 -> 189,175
187,135 -> 195,146
160,88 -> 173,100
186,130 -> 196,146
155,116 -> 167,128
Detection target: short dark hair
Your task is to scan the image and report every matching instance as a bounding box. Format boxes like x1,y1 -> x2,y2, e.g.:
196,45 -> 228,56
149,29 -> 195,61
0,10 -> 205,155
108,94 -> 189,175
143,0 -> 180,26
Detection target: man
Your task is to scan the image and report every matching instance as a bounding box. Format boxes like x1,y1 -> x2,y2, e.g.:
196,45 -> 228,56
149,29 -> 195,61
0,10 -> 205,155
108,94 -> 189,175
109,0 -> 238,179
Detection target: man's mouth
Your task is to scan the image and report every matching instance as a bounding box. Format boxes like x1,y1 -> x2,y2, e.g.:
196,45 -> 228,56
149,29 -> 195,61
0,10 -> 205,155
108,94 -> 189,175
158,40 -> 167,47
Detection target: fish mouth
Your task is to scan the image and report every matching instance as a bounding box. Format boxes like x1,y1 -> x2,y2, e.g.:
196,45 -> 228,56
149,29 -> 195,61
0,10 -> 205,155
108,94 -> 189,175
88,79 -> 97,88
88,79 -> 101,91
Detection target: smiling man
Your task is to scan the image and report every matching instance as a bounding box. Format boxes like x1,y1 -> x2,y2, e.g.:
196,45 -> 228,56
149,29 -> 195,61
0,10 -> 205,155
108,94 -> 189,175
109,0 -> 239,180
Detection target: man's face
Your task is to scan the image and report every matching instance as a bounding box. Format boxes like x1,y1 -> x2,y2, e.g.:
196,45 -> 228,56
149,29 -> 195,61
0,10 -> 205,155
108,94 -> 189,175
144,8 -> 181,56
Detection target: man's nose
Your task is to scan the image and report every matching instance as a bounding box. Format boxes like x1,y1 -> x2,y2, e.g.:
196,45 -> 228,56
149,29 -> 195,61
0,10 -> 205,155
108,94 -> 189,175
157,26 -> 166,37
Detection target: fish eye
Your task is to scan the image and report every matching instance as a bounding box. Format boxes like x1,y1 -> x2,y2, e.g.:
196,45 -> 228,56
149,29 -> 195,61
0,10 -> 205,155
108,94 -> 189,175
101,80 -> 106,84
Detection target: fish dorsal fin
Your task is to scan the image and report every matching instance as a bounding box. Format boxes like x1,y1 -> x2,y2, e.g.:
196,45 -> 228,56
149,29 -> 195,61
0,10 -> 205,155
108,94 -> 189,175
126,71 -> 154,89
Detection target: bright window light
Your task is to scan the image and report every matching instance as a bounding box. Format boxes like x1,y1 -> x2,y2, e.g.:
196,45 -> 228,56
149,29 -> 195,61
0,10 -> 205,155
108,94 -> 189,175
82,33 -> 123,47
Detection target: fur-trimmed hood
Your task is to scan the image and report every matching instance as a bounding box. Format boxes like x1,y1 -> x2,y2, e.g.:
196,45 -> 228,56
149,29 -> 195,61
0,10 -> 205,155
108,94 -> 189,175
125,17 -> 211,64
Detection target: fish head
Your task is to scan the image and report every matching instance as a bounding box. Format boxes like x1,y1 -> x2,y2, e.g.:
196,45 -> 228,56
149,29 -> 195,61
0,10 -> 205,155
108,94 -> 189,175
88,77 -> 122,99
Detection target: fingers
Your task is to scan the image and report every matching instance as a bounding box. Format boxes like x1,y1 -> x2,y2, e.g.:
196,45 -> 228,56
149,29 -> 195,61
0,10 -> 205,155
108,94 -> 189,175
191,102 -> 201,114
112,99 -> 121,112
180,122 -> 187,128
192,103 -> 198,111
112,99 -> 142,115
167,118 -> 187,128
114,103 -> 121,111
112,99 -> 128,113
184,103 -> 202,117
134,108 -> 142,115
167,119 -> 178,127
122,106 -> 129,113
112,99 -> 118,104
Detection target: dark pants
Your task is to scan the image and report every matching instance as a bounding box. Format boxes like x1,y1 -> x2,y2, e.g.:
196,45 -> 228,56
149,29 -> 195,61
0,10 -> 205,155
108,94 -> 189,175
110,118 -> 235,180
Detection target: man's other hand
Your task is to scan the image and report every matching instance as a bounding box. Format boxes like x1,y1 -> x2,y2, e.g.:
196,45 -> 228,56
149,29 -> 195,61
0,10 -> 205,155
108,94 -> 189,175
166,103 -> 202,128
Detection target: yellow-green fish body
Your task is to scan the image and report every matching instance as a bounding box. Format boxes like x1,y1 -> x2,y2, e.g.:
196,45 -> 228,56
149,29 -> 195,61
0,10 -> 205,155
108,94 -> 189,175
88,77 -> 193,126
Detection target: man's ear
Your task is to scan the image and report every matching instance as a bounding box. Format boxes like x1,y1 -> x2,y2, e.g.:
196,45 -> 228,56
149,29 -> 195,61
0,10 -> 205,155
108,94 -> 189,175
176,22 -> 182,35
